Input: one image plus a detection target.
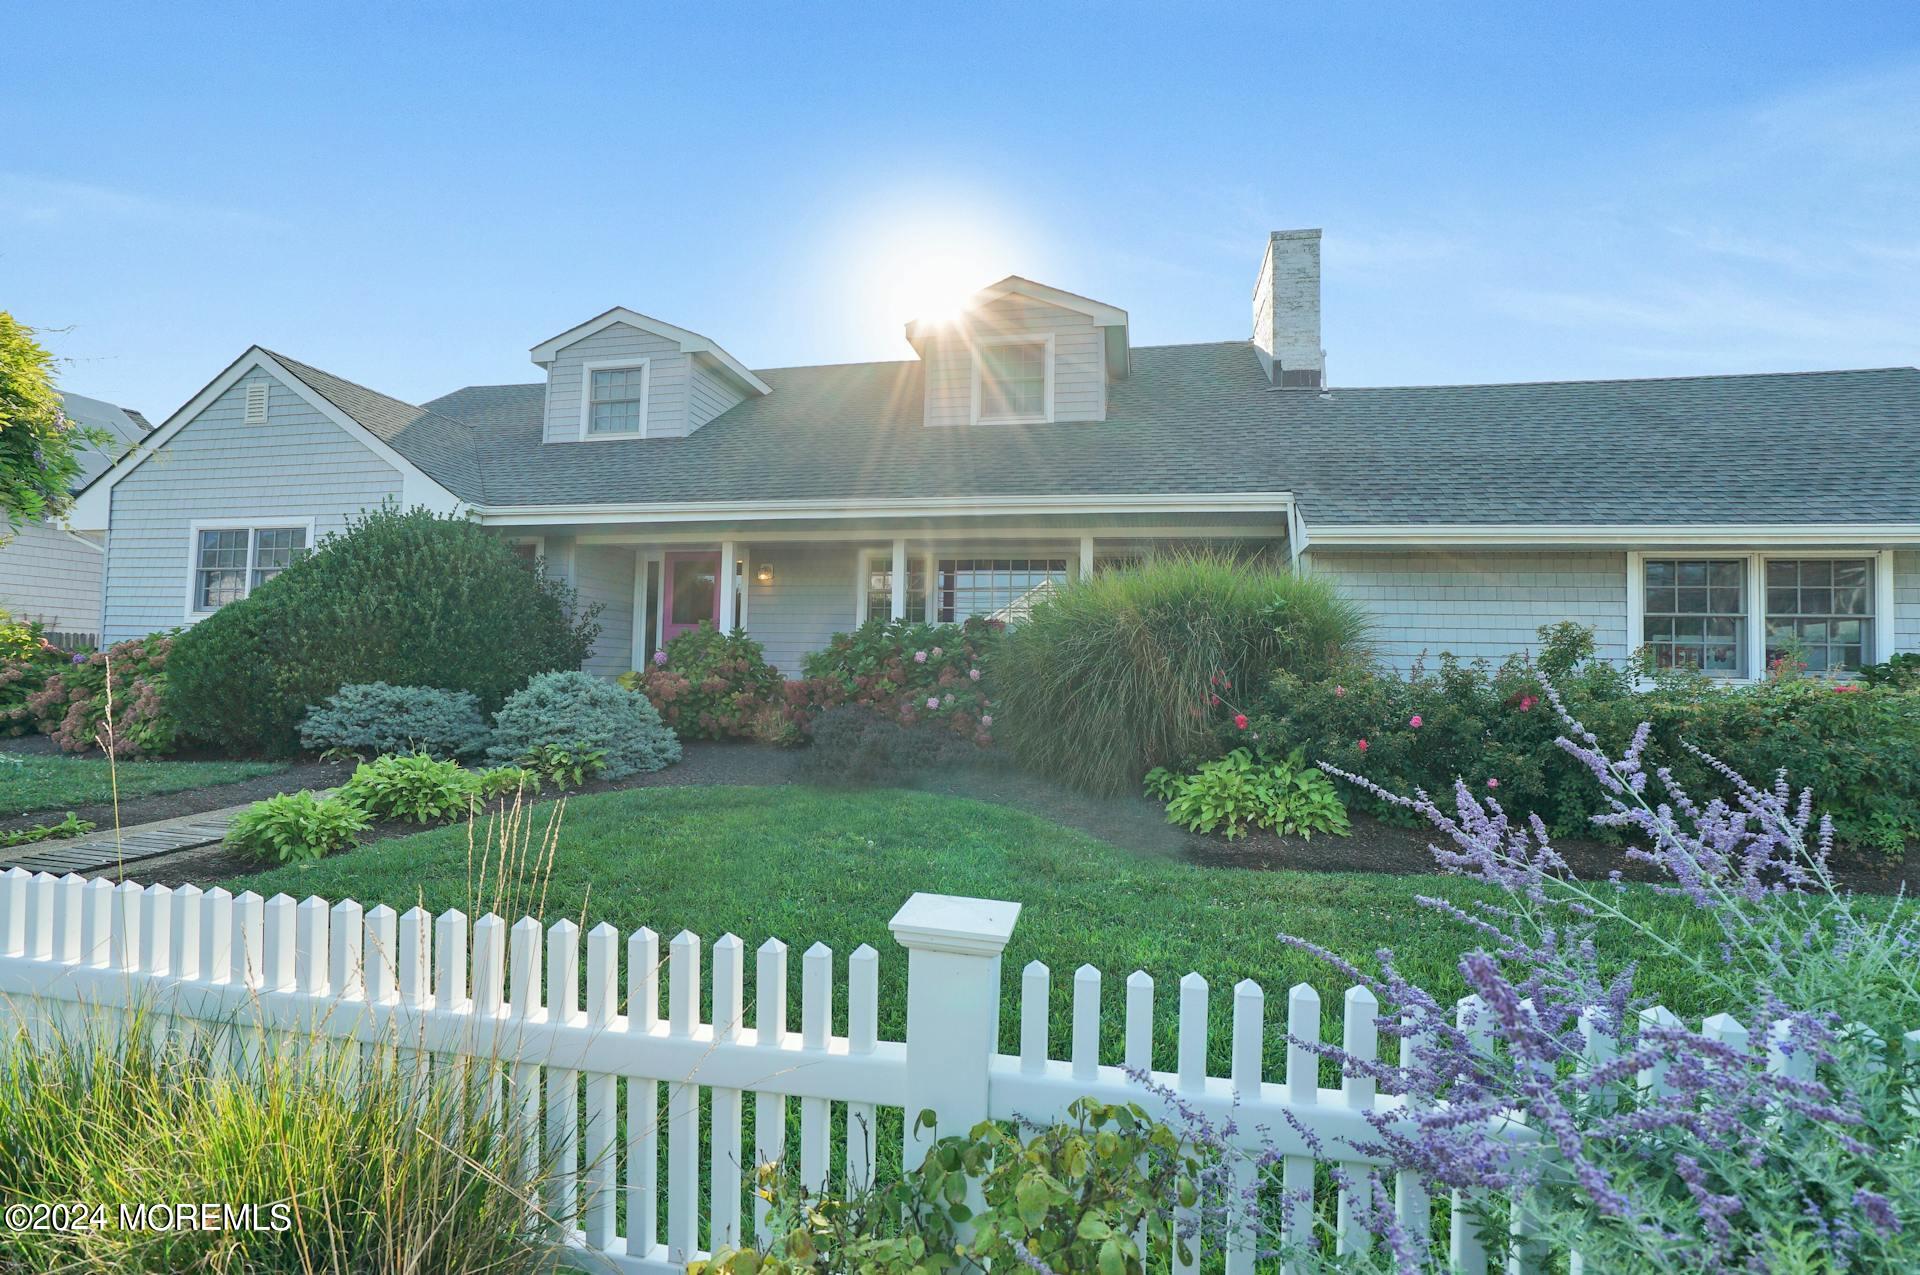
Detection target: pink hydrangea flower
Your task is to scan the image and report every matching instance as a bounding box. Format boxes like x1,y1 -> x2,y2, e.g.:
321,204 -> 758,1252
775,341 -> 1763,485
1409,714 -> 1423,728
652,650 -> 668,667
942,693 -> 954,706
968,667 -> 981,681
913,650 -> 928,663
931,646 -> 943,657
925,696 -> 940,710
1233,714 -> 1249,729
980,714 -> 992,728
1334,684 -> 1346,697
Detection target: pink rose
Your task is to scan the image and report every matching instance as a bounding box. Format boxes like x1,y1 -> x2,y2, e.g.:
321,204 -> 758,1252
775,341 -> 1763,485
1409,714 -> 1422,728
1487,777 -> 1499,789
1233,714 -> 1249,730
1357,738 -> 1368,753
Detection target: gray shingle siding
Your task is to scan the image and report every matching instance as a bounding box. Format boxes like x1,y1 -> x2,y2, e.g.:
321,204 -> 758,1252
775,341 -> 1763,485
1897,550 -> 1920,656
1311,549 -> 1630,673
541,323 -> 694,442
922,295 -> 1107,426
103,369 -> 401,642
745,544 -> 855,672
573,545 -> 635,677
0,520 -> 104,638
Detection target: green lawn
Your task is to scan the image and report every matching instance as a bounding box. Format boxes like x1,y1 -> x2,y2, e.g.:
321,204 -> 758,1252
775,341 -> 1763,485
2,755 -> 285,814
229,784 -> 1739,1081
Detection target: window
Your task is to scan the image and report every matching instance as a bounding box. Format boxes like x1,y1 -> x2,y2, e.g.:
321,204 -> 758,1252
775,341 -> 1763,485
938,558 -> 1069,623
1766,558 -> 1873,674
506,539 -> 544,568
974,338 -> 1051,423
583,362 -> 649,436
864,553 -> 928,623
1641,558 -> 1747,676
192,524 -> 308,614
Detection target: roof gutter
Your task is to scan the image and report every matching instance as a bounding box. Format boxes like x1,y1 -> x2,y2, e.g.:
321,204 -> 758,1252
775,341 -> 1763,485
1301,522 -> 1920,548
476,491 -> 1294,528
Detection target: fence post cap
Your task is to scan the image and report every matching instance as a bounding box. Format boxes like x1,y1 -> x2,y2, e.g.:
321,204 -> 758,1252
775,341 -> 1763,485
889,893 -> 1020,957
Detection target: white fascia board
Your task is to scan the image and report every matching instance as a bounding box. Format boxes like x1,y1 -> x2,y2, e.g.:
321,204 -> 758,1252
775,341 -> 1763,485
527,307 -> 772,396
1302,522 -> 1920,548
68,348 -> 465,524
906,276 -> 1130,351
476,491 -> 1294,528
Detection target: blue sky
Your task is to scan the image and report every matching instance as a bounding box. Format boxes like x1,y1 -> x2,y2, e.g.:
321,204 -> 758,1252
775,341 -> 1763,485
7,2 -> 1919,418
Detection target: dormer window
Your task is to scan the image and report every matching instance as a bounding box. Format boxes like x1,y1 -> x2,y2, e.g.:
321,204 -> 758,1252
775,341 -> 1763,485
581,360 -> 650,438
972,335 -> 1054,425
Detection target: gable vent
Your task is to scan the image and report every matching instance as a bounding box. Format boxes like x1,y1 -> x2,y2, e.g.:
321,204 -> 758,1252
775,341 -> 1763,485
243,380 -> 270,424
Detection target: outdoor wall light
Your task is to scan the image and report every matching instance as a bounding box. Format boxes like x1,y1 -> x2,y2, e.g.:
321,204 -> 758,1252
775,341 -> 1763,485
754,563 -> 775,585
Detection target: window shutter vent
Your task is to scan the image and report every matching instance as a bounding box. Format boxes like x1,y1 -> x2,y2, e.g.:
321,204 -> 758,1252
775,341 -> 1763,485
244,381 -> 270,424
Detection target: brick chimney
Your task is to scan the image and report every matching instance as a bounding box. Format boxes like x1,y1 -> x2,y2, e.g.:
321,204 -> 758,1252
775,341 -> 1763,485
1252,229 -> 1324,388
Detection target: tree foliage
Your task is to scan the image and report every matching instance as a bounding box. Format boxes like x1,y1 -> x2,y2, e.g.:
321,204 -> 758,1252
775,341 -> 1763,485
0,312 -> 107,535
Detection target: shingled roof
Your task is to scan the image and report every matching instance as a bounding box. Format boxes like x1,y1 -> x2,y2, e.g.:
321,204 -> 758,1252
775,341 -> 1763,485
262,339 -> 1920,529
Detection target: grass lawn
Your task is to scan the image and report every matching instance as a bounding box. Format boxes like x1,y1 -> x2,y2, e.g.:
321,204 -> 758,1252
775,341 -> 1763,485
230,784 -> 1744,1081
3,755 -> 285,814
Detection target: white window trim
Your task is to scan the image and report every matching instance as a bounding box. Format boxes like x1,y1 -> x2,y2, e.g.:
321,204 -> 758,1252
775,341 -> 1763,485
1626,548 -> 1895,682
505,535 -> 547,561
183,516 -> 317,621
577,358 -> 651,440
969,332 -> 1055,426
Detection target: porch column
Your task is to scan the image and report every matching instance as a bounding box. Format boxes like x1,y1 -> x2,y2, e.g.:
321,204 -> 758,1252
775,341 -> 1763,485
1079,535 -> 1095,580
890,538 -> 909,621
718,539 -> 737,632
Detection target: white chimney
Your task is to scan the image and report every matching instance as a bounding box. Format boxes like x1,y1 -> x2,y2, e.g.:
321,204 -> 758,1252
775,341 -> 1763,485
1252,228 -> 1324,387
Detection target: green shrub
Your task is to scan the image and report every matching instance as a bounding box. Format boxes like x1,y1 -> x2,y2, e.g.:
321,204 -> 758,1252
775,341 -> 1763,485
513,743 -> 607,790
298,682 -> 491,759
0,1021 -> 555,1273
166,506 -> 600,755
225,791 -> 370,864
792,705 -> 970,789
470,765 -> 543,803
1145,747 -> 1351,840
0,616 -> 64,738
622,623 -> 784,740
337,753 -> 475,824
486,670 -> 680,779
25,632 -> 180,756
0,812 -> 93,849
694,1099 -> 1206,1274
1861,652 -> 1920,690
994,553 -> 1371,794
791,616 -> 1001,746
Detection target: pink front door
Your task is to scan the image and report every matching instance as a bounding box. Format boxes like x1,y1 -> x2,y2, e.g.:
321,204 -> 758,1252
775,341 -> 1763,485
662,551 -> 721,641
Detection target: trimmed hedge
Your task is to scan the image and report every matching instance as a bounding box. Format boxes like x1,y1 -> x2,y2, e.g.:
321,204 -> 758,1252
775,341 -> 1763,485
167,507 -> 599,755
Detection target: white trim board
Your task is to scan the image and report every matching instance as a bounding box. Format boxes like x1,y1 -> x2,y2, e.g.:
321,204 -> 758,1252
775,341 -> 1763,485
480,491 -> 1295,528
69,348 -> 464,529
529,307 -> 771,396
182,516 -> 317,622
1302,521 -> 1920,548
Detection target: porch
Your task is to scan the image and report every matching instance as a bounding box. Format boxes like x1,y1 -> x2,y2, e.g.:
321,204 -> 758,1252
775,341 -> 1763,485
497,516 -> 1293,675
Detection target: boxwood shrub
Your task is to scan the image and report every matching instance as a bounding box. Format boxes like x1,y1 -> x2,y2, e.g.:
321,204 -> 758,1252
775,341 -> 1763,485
166,506 -> 599,755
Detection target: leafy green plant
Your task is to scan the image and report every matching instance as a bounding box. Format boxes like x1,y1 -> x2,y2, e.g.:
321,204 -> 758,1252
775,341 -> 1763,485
166,505 -> 600,755
791,616 -> 1001,746
470,764 -> 543,803
1146,747 -> 1351,840
514,744 -> 606,791
694,1101 -> 1207,1274
337,752 -> 475,823
1860,652 -> 1920,689
2,312 -> 113,530
225,791 -> 370,864
623,623 -> 784,740
0,812 -> 94,849
298,682 -> 491,759
24,632 -> 180,756
793,705 -> 965,789
487,670 -> 679,779
995,552 -> 1371,794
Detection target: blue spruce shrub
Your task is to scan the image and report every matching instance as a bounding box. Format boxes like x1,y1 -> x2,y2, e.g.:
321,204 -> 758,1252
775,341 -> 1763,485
487,671 -> 681,779
299,682 -> 492,758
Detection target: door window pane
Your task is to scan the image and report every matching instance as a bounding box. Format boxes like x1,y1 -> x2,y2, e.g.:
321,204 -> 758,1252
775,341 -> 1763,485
670,558 -> 716,626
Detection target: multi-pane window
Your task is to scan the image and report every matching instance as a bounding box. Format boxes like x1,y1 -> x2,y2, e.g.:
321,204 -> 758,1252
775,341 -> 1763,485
588,365 -> 647,435
937,558 -> 1069,623
1641,558 -> 1746,676
195,526 -> 307,613
976,341 -> 1047,421
1766,558 -> 1873,673
864,553 -> 927,623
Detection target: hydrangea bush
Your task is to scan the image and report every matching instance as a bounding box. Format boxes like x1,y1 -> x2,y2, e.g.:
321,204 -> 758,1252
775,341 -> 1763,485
792,616 -> 999,747
24,632 -> 179,756
621,624 -> 785,741
1160,680 -> 1920,1270
486,670 -> 680,779
0,616 -> 65,737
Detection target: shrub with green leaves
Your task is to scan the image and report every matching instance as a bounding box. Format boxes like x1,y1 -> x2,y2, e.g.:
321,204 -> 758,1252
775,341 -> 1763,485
25,631 -> 180,756
337,753 -> 476,824
167,506 -> 600,755
487,670 -> 680,780
792,705 -> 969,789
514,743 -> 606,790
0,615 -> 64,738
1145,747 -> 1351,840
225,791 -> 370,864
298,682 -> 491,759
622,623 -> 784,740
994,552 -> 1371,794
470,765 -> 543,804
791,616 -> 1001,745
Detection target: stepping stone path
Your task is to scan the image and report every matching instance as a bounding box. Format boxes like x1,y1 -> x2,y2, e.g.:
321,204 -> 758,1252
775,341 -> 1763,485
2,805 -> 249,877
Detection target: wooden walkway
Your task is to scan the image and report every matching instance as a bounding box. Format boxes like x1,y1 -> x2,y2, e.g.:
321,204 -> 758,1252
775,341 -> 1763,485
1,806 -> 246,876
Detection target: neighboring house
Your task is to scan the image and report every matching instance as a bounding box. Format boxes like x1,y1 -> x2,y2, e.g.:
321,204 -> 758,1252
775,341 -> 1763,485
0,392 -> 150,646
70,229 -> 1920,680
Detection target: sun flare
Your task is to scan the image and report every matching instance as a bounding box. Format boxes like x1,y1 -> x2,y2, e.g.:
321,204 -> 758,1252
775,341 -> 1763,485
839,201 -> 1028,332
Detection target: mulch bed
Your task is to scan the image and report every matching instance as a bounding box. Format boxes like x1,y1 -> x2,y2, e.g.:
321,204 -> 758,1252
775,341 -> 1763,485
22,736 -> 1914,897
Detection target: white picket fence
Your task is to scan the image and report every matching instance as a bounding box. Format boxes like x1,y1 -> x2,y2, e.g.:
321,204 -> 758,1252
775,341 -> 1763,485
0,867 -> 1764,1272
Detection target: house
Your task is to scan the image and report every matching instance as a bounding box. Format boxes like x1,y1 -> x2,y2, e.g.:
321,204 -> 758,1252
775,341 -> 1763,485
69,229 -> 1920,680
0,392 -> 150,647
